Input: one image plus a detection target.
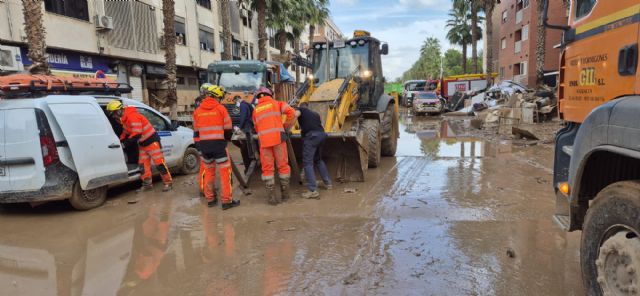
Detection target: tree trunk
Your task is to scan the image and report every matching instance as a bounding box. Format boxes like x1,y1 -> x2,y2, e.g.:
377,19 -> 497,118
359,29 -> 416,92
535,0 -> 547,86
294,38 -> 300,84
22,0 -> 50,74
471,2 -> 479,73
462,43 -> 468,74
278,29 -> 287,55
221,0 -> 232,60
308,24 -> 315,55
483,1 -> 496,86
257,0 -> 267,60
162,0 -> 178,120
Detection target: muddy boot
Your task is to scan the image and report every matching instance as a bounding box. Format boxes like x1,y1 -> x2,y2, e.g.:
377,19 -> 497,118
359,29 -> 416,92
265,179 -> 278,205
162,183 -> 173,192
136,179 -> 153,193
222,200 -> 241,210
207,198 -> 218,208
280,176 -> 290,201
302,190 -> 320,199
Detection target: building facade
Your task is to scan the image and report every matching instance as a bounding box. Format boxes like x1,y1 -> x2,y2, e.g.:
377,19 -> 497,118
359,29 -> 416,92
495,0 -> 567,87
0,0 -> 333,112
311,18 -> 344,44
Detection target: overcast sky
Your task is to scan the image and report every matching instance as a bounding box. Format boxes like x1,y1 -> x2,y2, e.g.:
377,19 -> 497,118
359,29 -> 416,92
329,0 -> 455,81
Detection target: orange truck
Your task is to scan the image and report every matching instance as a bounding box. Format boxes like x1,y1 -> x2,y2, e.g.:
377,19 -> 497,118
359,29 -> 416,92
546,0 -> 640,294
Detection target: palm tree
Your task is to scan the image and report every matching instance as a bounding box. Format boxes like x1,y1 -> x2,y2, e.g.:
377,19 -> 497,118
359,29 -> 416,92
239,0 -> 268,60
446,1 -> 472,73
470,1 -> 481,73
220,0 -> 233,60
22,0 -> 50,74
535,0 -> 546,85
480,0 -> 498,85
162,0 -> 178,119
306,0 -> 330,53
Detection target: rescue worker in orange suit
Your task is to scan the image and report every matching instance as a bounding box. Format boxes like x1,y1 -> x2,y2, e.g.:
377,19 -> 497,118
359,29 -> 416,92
107,100 -> 173,192
193,85 -> 241,209
251,87 -> 296,205
195,83 -> 212,197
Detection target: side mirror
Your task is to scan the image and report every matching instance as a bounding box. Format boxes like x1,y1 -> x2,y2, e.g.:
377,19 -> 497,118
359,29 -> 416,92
381,44 -> 389,55
170,120 -> 179,131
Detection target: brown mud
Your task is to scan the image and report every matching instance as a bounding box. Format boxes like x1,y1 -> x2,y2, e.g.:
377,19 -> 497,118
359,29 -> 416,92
0,108 -> 583,295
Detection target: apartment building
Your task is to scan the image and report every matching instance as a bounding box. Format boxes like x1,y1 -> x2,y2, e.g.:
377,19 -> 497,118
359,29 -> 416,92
495,0 -> 567,87
0,0 -> 310,112
311,18 -> 344,44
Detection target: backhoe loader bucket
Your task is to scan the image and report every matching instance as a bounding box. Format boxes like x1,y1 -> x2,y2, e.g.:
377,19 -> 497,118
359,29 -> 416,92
289,116 -> 369,183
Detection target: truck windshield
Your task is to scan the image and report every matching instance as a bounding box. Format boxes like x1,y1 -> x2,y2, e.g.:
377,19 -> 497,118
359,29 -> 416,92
217,72 -> 263,92
312,45 -> 369,84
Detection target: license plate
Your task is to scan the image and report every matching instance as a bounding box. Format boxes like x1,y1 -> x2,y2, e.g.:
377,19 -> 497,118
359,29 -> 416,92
0,167 -> 5,176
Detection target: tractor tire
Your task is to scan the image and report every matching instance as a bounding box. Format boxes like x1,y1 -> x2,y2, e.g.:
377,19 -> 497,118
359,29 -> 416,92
381,104 -> 398,157
68,181 -> 107,211
581,181 -> 640,296
363,119 -> 381,168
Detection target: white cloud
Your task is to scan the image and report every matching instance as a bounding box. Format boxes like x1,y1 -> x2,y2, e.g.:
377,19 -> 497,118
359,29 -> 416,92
396,0 -> 450,11
334,0 -> 359,5
372,19 -> 452,80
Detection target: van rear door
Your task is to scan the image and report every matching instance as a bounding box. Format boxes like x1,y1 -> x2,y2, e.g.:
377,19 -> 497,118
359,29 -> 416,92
45,96 -> 128,190
3,108 -> 46,191
0,110 -> 8,190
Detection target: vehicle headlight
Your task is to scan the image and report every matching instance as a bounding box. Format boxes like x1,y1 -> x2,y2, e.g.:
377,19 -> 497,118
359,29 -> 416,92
362,70 -> 372,78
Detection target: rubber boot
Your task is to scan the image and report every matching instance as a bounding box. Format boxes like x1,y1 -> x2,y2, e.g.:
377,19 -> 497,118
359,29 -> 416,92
136,179 -> 153,193
280,176 -> 290,201
265,179 -> 278,205
222,200 -> 241,210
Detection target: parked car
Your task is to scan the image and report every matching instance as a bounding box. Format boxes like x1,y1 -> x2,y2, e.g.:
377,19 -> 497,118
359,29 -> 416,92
402,80 -> 426,107
412,91 -> 445,115
0,92 -> 198,210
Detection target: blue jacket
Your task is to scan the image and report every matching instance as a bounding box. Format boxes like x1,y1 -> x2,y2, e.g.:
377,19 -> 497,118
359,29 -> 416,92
239,100 -> 255,132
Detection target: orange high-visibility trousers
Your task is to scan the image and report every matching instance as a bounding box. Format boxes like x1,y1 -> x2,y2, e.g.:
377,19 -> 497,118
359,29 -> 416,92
259,141 -> 290,180
139,141 -> 172,184
198,158 -> 205,194
202,149 -> 232,203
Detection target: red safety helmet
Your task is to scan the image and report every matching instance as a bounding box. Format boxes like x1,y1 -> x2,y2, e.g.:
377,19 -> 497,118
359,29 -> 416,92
256,87 -> 273,98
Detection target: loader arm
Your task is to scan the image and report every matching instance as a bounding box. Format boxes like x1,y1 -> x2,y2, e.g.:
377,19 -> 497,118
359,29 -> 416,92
325,76 -> 359,132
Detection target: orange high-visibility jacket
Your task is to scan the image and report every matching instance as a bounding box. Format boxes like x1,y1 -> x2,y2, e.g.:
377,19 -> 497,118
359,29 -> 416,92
252,96 -> 295,148
120,107 -> 157,145
193,97 -> 232,142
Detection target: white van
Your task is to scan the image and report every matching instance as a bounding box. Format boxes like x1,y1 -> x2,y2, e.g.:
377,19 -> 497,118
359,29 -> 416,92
0,95 -> 198,210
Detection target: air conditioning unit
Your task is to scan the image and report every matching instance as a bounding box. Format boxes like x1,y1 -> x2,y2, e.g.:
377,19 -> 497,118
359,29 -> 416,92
0,45 -> 24,73
94,14 -> 114,31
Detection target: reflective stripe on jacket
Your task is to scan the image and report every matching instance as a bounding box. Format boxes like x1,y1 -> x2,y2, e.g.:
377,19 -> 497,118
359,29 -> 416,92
193,97 -> 232,149
121,107 -> 157,144
251,96 -> 295,148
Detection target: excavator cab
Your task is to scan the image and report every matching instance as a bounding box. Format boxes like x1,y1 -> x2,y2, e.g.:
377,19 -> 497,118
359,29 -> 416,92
290,30 -> 398,182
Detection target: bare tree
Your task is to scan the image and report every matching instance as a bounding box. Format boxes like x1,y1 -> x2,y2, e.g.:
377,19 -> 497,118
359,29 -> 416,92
22,0 -> 50,74
162,0 -> 178,119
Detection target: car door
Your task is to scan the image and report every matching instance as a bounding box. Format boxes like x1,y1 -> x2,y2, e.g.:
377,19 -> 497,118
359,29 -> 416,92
45,96 -> 128,190
136,108 -> 181,167
3,108 -> 46,191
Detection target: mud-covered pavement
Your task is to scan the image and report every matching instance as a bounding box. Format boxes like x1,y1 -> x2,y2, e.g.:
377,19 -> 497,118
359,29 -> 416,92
0,108 -> 584,295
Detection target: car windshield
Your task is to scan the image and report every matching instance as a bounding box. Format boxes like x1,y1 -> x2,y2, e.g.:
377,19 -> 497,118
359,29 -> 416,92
406,82 -> 426,91
417,92 -> 437,99
217,72 -> 263,92
312,44 -> 369,84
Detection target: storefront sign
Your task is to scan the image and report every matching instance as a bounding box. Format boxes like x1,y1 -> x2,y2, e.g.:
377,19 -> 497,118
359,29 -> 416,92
51,69 -> 117,81
20,48 -> 113,73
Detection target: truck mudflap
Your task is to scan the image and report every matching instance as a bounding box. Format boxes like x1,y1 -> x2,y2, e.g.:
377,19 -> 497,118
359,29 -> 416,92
289,130 -> 369,182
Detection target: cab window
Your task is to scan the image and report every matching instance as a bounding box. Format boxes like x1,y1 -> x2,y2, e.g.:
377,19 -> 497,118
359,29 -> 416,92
137,108 -> 168,131
575,0 -> 596,19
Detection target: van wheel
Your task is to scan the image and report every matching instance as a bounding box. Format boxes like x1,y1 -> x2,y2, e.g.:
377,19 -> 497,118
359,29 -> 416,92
179,147 -> 200,175
581,181 -> 640,295
68,181 -> 107,210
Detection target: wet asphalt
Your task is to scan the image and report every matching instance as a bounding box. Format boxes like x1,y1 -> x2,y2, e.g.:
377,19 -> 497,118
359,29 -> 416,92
0,108 -> 584,295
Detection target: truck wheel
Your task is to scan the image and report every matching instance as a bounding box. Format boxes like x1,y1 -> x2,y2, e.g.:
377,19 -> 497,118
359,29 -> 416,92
581,181 -> 640,295
68,181 -> 107,210
179,147 -> 200,175
363,119 -> 381,168
381,104 -> 398,157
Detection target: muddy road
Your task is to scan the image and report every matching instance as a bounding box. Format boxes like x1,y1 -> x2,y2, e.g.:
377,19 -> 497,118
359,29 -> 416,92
0,109 -> 583,295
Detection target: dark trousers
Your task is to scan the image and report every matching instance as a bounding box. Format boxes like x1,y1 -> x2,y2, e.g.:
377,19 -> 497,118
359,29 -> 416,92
302,131 -> 331,191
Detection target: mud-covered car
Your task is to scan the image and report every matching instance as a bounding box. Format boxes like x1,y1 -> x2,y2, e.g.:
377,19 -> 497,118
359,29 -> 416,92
402,80 -> 426,107
412,91 -> 445,115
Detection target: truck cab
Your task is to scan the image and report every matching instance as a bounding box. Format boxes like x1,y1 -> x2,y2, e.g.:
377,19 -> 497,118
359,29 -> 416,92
549,0 -> 640,294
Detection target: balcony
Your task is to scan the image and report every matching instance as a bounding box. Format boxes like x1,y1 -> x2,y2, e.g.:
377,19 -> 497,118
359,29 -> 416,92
516,10 -> 523,24
515,41 -> 522,53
